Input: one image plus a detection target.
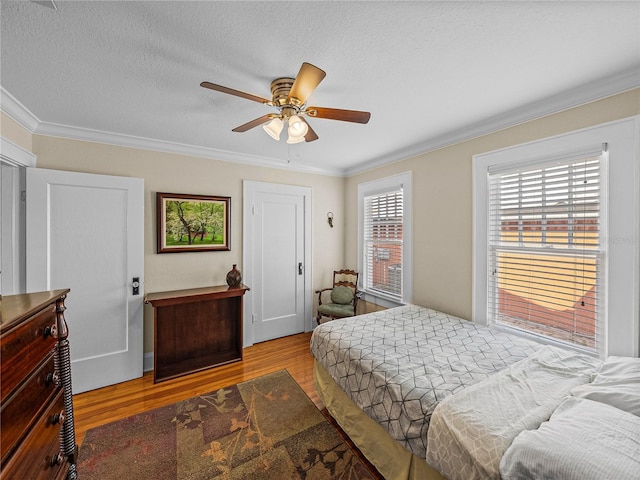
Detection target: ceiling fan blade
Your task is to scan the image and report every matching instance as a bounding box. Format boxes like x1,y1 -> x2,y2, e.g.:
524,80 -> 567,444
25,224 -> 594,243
200,81 -> 270,104
232,114 -> 274,132
301,118 -> 319,142
287,63 -> 326,105
306,106 -> 371,124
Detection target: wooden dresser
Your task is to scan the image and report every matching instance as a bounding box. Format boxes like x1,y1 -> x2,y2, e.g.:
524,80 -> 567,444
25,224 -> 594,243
1,290 -> 78,480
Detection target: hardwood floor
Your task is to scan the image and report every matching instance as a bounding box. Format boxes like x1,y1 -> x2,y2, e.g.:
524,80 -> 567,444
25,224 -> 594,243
72,332 -> 321,446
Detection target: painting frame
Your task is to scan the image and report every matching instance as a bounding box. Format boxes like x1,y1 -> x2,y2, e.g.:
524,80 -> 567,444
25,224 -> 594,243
156,192 -> 230,253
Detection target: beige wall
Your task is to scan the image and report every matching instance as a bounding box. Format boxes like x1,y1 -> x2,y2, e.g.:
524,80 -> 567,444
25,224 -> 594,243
32,136 -> 345,352
11,88 -> 640,352
1,112 -> 33,152
345,88 -> 640,322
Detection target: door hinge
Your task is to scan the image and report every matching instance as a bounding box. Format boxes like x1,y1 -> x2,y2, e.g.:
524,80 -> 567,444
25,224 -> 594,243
252,205 -> 255,215
21,190 -> 26,201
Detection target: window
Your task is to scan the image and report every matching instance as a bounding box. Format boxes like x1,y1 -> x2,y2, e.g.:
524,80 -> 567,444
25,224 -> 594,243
488,150 -> 605,352
473,117 -> 639,358
365,190 -> 403,297
358,172 -> 412,305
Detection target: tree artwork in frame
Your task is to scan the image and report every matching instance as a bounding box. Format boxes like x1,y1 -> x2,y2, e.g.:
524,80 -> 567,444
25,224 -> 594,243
157,192 -> 230,253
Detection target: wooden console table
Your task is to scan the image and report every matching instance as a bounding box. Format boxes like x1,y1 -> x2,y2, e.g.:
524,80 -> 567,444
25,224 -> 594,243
145,284 -> 249,383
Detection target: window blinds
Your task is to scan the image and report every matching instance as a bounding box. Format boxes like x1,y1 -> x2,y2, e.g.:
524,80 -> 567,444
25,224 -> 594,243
488,149 -> 605,352
363,188 -> 403,300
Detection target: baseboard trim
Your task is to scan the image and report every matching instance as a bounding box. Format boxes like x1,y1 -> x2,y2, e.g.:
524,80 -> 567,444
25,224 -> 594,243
143,352 -> 154,373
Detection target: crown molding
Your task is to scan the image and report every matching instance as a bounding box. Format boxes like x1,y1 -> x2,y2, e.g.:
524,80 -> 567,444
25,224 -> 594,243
345,67 -> 640,176
0,82 -> 331,175
0,86 -> 40,132
33,121 -> 342,176
3,66 -> 638,179
0,85 -> 341,176
0,137 -> 36,167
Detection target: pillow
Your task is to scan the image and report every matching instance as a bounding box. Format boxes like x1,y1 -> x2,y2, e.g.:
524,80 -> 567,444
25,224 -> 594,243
571,356 -> 640,416
500,396 -> 640,480
330,286 -> 354,305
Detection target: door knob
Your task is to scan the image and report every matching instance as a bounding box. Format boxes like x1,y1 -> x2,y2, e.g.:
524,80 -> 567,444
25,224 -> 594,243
132,277 -> 140,295
298,263 -> 303,275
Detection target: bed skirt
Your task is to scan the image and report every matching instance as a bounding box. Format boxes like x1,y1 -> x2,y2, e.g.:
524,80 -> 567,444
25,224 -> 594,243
313,361 -> 446,480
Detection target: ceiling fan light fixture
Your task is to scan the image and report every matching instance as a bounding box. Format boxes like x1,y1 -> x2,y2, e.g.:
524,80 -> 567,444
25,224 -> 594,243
287,115 -> 308,138
262,117 -> 284,140
286,133 -> 305,144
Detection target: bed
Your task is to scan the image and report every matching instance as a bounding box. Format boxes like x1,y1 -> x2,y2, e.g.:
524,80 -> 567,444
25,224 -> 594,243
310,305 -> 640,480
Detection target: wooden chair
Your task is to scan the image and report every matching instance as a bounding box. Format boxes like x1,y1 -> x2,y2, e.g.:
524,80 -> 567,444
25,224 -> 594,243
315,269 -> 361,324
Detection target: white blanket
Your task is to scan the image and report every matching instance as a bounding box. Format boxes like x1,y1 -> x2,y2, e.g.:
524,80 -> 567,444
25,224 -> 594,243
426,346 -> 600,480
500,396 -> 640,480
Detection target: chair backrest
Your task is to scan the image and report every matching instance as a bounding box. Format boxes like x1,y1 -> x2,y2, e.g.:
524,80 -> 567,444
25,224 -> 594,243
333,269 -> 359,292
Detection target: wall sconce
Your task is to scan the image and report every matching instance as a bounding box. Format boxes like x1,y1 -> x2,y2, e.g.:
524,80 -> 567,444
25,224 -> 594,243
327,212 -> 334,228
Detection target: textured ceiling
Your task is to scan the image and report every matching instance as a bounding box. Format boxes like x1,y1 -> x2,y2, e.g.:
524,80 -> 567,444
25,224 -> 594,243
1,1 -> 639,176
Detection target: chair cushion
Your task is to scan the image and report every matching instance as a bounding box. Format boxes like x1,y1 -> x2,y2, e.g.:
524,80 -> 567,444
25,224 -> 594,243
331,285 -> 354,305
318,303 -> 355,318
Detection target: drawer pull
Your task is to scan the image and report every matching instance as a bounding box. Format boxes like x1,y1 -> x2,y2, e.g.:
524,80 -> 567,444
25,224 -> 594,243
52,410 -> 66,425
50,452 -> 64,467
46,371 -> 61,387
43,324 -> 58,339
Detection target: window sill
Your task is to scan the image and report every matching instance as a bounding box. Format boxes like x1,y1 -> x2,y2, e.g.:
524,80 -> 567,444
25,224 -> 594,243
493,323 -> 599,358
360,290 -> 404,309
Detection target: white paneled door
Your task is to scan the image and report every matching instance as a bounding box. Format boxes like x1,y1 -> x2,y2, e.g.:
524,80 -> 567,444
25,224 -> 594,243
26,168 -> 144,393
243,181 -> 311,345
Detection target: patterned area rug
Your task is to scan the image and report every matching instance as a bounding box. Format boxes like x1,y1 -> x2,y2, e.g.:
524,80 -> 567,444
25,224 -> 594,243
77,370 -> 377,479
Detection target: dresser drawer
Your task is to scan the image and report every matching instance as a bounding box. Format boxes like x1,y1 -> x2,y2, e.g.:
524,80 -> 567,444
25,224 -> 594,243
1,350 -> 61,464
1,303 -> 58,401
0,390 -> 67,480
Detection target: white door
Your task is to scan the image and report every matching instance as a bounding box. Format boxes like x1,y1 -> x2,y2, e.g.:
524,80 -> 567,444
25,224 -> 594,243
26,168 -> 144,393
1,163 -> 26,295
243,181 -> 311,345
1,139 -> 35,295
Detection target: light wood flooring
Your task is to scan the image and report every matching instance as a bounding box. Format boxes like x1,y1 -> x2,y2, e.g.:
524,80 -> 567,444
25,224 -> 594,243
73,332 -> 320,446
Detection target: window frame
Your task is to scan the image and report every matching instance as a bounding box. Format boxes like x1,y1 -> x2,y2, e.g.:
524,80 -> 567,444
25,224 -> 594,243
487,150 -> 607,354
473,116 -> 640,358
358,172 -> 413,307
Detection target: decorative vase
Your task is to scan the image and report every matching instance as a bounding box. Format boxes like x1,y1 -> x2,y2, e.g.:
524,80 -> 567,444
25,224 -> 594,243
226,264 -> 242,287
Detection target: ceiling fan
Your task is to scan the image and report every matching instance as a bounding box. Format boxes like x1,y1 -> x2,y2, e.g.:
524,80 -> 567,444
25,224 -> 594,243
201,62 -> 371,144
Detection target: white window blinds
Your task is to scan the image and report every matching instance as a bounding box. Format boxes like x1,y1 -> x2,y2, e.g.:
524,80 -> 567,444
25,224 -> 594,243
363,188 -> 403,300
488,148 -> 605,352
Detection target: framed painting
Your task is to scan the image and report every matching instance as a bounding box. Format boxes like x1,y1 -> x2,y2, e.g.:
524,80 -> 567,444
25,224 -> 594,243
156,192 -> 230,253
